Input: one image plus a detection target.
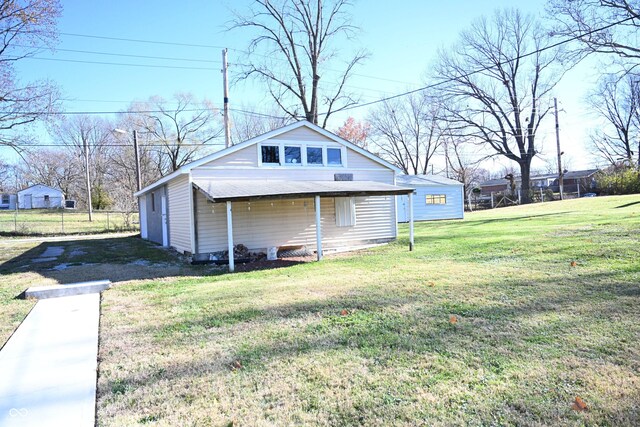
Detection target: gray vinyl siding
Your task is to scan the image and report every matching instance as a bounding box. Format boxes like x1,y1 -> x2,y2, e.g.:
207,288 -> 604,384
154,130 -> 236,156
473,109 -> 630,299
397,185 -> 464,222
196,193 -> 396,254
166,175 -> 191,253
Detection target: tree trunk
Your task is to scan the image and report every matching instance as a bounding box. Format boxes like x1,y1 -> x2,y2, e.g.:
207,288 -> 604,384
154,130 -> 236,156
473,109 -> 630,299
519,161 -> 532,204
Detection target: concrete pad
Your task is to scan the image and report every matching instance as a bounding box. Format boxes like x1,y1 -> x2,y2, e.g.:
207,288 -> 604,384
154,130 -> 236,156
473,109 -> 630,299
0,293 -> 100,427
40,247 -> 64,258
31,257 -> 58,263
25,280 -> 111,300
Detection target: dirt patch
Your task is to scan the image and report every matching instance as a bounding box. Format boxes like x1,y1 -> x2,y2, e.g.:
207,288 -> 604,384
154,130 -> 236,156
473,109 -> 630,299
234,255 -> 315,272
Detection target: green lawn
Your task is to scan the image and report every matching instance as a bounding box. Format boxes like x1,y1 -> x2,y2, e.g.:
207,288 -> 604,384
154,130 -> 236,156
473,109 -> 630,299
95,195 -> 640,426
0,209 -> 138,236
2,196 -> 639,425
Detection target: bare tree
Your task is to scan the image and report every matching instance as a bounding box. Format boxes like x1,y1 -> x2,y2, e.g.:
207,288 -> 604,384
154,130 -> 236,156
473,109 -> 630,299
230,107 -> 292,144
230,0 -> 367,127
0,0 -> 61,151
367,92 -> 445,175
128,94 -> 222,175
16,148 -> 79,197
435,9 -> 564,203
548,0 -> 640,63
588,73 -> 639,167
49,115 -> 113,215
0,159 -> 17,191
444,137 -> 488,210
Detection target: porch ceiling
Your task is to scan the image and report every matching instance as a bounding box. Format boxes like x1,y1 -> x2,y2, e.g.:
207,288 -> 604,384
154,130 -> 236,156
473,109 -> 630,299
192,179 -> 415,203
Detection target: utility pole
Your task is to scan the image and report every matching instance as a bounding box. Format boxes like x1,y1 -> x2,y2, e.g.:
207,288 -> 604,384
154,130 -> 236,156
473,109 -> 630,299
554,97 -> 564,200
133,130 -> 141,192
222,48 -> 231,148
84,138 -> 93,222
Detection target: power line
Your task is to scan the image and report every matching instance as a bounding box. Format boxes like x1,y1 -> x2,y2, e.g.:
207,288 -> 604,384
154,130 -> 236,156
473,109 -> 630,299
316,15 -> 638,116
25,56 -> 219,71
14,44 -> 223,64
0,107 -> 289,120
10,140 -> 227,148
59,31 -> 424,87
59,32 -> 228,50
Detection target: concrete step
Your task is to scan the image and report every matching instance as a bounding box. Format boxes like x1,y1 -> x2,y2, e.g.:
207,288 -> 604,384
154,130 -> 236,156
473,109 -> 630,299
24,280 -> 111,300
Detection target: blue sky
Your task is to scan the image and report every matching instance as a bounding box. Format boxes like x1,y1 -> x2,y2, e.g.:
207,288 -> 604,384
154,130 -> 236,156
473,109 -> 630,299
5,0 -> 602,171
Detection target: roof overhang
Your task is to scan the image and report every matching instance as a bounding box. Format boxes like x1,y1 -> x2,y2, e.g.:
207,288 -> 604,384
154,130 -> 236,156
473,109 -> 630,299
192,178 -> 415,203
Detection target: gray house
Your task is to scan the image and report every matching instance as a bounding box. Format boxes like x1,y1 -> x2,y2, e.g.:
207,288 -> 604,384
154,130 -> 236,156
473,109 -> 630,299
396,175 -> 464,222
17,184 -> 64,209
134,121 -> 416,271
0,193 -> 16,210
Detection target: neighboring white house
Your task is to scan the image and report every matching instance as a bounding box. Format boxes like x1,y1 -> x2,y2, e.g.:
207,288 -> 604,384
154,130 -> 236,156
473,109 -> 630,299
17,184 -> 65,209
134,121 -> 416,271
0,193 -> 16,210
396,174 -> 464,222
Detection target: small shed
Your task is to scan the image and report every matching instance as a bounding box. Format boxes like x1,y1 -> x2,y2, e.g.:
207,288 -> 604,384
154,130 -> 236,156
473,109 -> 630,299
396,174 -> 464,222
17,184 -> 65,209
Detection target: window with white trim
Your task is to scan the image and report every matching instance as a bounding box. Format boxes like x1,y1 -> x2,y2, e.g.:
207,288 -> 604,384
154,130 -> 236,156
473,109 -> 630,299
284,146 -> 302,164
306,146 -> 323,165
261,145 -> 280,164
335,197 -> 356,227
426,194 -> 446,205
327,147 -> 342,165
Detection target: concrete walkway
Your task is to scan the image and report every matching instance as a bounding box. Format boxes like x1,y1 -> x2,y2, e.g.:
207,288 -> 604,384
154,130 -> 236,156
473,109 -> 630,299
0,294 -> 100,427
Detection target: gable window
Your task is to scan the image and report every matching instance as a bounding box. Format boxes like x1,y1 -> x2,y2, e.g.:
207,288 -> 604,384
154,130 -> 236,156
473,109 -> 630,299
284,146 -> 302,164
307,147 -> 323,165
426,194 -> 446,205
335,197 -> 356,227
261,145 -> 280,164
327,148 -> 342,165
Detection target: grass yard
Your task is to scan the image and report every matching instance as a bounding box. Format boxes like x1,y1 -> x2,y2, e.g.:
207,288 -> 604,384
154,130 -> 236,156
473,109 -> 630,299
1,195 -> 639,425
0,209 -> 138,236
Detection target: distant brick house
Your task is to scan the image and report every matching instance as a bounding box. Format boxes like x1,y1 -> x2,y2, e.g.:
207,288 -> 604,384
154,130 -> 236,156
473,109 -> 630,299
479,169 -> 599,196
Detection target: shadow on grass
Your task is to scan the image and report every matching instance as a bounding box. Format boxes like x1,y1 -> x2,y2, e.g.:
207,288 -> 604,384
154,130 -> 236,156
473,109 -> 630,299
455,212 -> 571,226
615,201 -> 640,209
0,236 -> 222,288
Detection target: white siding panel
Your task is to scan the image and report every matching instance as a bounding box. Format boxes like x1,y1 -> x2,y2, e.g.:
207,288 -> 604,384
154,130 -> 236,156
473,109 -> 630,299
196,147 -> 386,172
346,149 -> 387,169
397,185 -> 464,222
273,126 -> 335,142
198,145 -> 258,168
191,167 -> 394,184
167,175 -> 192,253
195,195 -> 396,253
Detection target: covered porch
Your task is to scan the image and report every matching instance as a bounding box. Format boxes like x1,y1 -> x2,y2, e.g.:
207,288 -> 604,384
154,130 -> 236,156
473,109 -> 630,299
191,179 -> 416,272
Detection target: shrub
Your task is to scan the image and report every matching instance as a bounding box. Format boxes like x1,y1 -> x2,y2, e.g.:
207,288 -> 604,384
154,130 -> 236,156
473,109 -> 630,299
91,186 -> 113,210
596,168 -> 640,195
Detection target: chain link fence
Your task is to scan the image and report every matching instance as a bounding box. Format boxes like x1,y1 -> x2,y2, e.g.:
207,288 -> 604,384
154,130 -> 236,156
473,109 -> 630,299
0,209 -> 139,236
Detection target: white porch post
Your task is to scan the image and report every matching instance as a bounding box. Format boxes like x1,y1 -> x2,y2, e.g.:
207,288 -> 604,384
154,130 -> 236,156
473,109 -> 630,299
409,192 -> 415,251
315,195 -> 322,261
226,201 -> 234,272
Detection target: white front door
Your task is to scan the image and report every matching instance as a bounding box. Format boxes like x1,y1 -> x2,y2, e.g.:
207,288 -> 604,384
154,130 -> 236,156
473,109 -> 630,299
161,194 -> 168,247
